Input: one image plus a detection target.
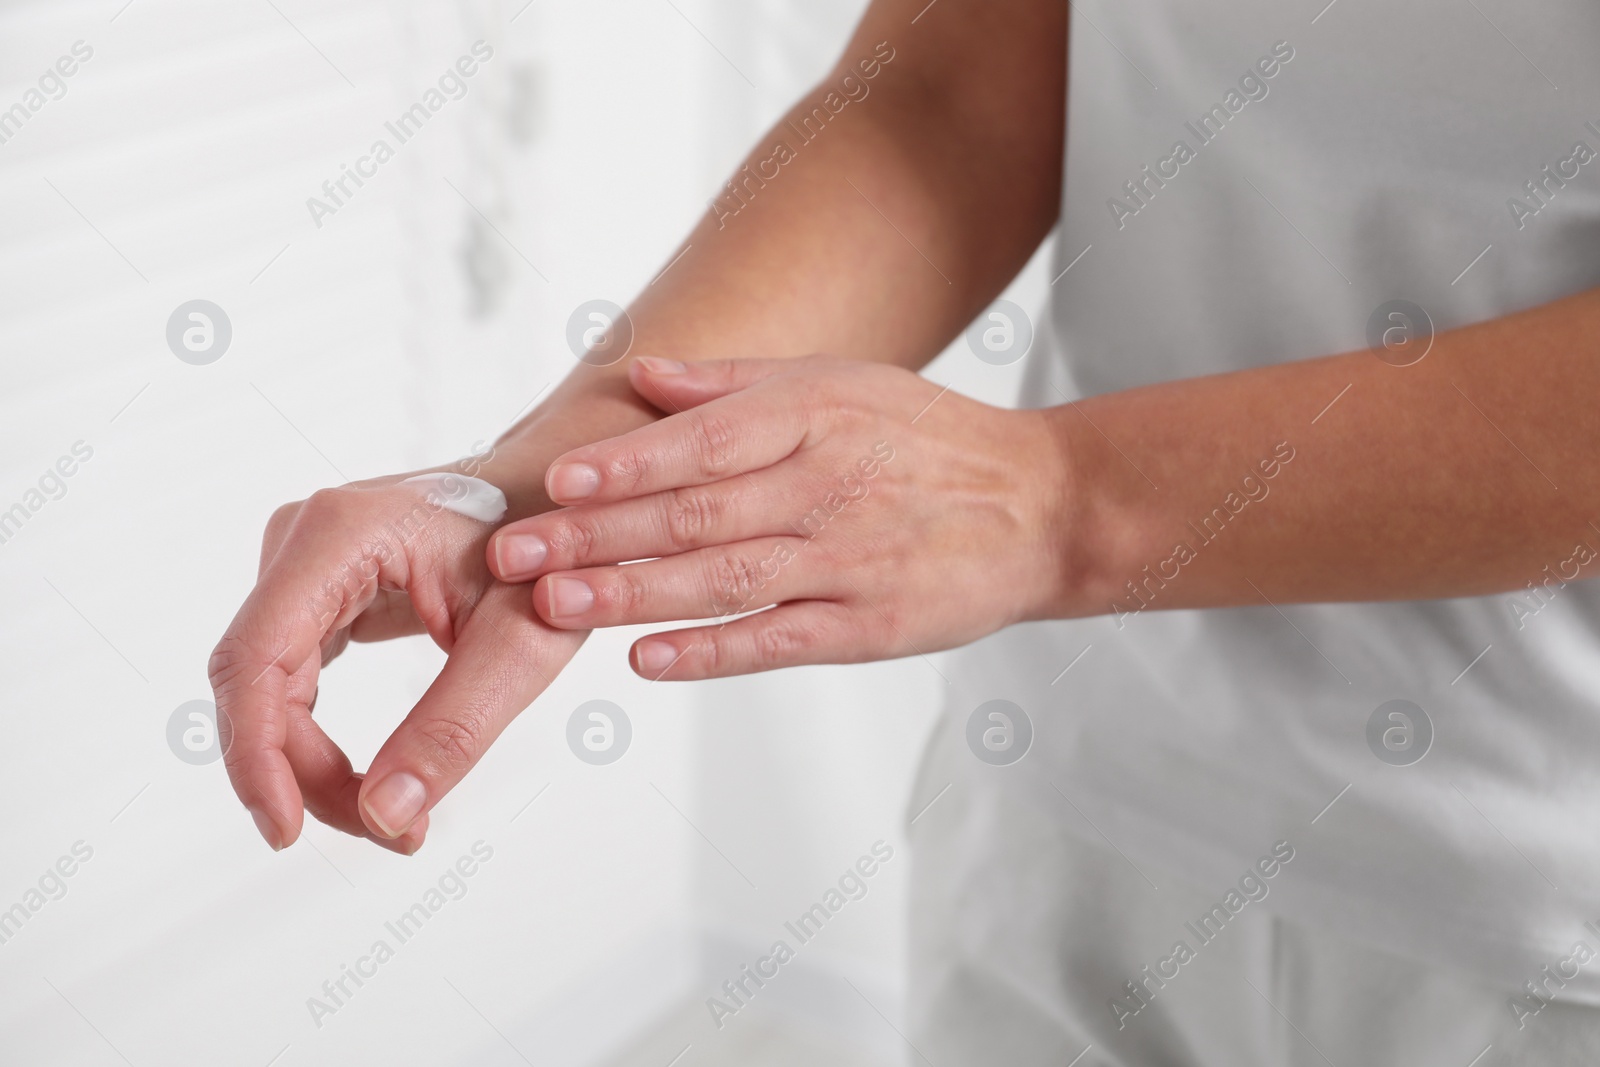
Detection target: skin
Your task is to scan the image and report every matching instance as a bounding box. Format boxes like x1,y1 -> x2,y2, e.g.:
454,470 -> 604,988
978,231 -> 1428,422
498,290 -> 1600,678
212,0 -> 1600,853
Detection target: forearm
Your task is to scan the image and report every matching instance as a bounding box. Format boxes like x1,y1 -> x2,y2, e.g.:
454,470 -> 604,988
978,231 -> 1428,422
1057,288 -> 1600,619
483,0 -> 1063,518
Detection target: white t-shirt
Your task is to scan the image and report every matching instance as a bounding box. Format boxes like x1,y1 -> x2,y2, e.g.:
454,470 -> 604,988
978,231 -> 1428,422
931,0 -> 1600,993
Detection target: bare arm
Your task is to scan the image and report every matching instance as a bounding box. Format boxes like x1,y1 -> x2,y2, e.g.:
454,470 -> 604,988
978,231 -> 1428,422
474,288 -> 1600,678
1057,286 -> 1600,620
485,0 -> 1065,517
213,0 -> 1067,850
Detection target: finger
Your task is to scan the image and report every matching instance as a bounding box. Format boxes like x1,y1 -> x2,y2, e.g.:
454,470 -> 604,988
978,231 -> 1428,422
357,582 -> 581,840
629,600 -> 866,680
212,489 -> 427,849
533,536 -> 817,629
272,654 -> 429,854
278,654 -> 434,853
258,501 -> 301,576
220,649 -> 328,851
490,469 -> 812,582
213,644 -> 301,852
543,384 -> 811,506
213,587 -> 350,848
626,355 -> 811,415
283,705 -> 428,855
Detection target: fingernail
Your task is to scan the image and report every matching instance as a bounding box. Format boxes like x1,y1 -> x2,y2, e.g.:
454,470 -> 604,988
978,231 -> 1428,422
495,533 -> 548,579
636,355 -> 686,374
546,576 -> 595,618
250,808 -> 283,851
635,639 -> 678,674
547,462 -> 600,501
363,772 -> 428,839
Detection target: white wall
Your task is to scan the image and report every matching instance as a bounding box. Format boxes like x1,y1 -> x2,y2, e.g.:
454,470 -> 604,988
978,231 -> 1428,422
0,1 -> 1050,1063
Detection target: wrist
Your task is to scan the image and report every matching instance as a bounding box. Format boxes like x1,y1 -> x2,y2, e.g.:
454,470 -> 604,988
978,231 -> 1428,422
483,371 -> 663,519
1033,400 -> 1143,621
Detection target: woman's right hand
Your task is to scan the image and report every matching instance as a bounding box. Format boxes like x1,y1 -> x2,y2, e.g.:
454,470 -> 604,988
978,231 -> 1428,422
208,465 -> 586,855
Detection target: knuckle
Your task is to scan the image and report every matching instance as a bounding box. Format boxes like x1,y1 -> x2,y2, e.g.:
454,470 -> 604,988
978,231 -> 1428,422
221,739 -> 255,788
265,501 -> 303,541
695,633 -> 722,675
705,551 -> 765,614
546,514 -> 600,566
802,367 -> 845,402
303,485 -> 356,518
866,602 -> 905,648
207,634 -> 258,693
604,567 -> 650,617
413,715 -> 483,773
868,592 -> 904,635
689,411 -> 740,475
269,500 -> 303,524
826,392 -> 873,434
606,448 -> 654,493
661,487 -> 721,550
751,617 -> 812,669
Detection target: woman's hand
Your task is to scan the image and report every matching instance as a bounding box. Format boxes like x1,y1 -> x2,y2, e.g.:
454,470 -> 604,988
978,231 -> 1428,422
209,465 -> 585,854
486,357 -> 1076,680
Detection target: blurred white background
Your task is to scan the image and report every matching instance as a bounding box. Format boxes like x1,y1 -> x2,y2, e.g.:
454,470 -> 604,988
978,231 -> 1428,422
0,0 -> 1049,1063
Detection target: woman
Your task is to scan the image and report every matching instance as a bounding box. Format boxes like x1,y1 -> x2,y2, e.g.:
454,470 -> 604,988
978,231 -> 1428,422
213,0 -> 1600,1060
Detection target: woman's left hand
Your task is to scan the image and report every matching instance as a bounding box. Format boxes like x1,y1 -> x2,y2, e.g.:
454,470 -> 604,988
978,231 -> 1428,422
486,356 -> 1076,679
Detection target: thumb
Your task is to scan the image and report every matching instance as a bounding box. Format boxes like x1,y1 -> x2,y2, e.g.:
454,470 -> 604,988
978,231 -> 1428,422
626,355 -> 812,414
356,582 -> 583,842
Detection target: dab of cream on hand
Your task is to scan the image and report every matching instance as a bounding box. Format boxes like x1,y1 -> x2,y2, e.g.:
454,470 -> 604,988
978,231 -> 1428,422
400,474 -> 507,523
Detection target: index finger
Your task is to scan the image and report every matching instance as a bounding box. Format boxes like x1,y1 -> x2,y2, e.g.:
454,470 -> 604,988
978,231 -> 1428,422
356,581 -> 584,840
544,386 -> 808,506
209,497 -> 396,849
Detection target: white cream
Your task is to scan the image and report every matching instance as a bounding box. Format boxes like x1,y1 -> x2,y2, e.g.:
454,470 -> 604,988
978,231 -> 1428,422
401,473 -> 508,523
